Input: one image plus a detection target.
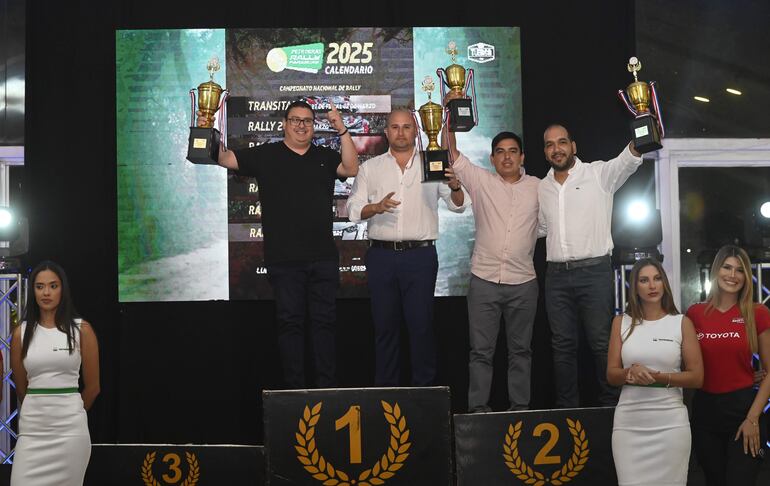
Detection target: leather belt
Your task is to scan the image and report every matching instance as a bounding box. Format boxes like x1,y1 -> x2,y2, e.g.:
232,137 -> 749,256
548,255 -> 610,271
369,239 -> 435,251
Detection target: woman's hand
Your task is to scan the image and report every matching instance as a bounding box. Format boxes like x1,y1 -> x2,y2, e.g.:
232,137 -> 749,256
753,369 -> 767,385
626,363 -> 657,385
735,417 -> 762,457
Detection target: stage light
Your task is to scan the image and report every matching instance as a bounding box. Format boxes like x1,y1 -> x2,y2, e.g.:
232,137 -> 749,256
693,96 -> 710,103
760,202 -> 770,218
627,200 -> 650,223
0,206 -> 28,270
0,208 -> 12,228
725,88 -> 742,95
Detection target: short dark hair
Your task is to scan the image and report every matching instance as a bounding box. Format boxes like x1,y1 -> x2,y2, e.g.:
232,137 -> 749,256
284,100 -> 315,120
491,131 -> 523,154
544,123 -> 573,141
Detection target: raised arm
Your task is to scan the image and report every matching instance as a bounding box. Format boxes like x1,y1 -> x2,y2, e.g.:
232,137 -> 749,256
594,142 -> 643,194
196,111 -> 239,170
327,103 -> 358,178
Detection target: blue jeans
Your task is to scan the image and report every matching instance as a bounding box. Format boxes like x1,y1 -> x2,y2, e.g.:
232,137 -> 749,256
545,257 -> 618,407
267,259 -> 339,389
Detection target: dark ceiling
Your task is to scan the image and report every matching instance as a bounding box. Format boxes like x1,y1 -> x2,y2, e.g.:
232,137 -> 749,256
637,0 -> 770,138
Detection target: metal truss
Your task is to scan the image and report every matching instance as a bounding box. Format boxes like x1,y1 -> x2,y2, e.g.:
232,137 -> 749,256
0,273 -> 25,463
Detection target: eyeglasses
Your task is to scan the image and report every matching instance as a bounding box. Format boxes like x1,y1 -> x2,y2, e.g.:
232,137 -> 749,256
286,117 -> 314,127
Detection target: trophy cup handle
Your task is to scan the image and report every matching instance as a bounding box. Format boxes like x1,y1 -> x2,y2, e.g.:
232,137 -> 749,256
617,89 -> 638,117
466,68 -> 478,124
189,89 -> 198,128
436,68 -> 449,101
217,90 -> 230,150
648,81 -> 665,138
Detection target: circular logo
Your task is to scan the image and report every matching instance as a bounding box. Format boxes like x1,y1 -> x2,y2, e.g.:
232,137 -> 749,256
266,48 -> 288,73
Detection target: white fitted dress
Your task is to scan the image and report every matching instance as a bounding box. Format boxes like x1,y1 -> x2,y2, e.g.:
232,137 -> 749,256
611,314 -> 690,486
10,321 -> 91,486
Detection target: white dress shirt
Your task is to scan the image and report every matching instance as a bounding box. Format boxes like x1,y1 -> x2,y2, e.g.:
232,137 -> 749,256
538,144 -> 642,262
347,148 -> 469,241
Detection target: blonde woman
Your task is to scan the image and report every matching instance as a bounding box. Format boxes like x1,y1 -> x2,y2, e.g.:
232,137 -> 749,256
607,258 -> 703,486
687,245 -> 770,486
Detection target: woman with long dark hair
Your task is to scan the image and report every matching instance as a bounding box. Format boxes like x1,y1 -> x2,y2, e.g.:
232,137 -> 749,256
687,245 -> 770,486
607,258 -> 703,486
9,261 -> 100,486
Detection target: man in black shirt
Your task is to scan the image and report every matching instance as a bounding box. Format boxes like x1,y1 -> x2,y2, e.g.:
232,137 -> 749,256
206,100 -> 358,388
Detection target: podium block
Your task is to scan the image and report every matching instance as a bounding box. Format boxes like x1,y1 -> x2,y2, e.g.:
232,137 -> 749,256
454,407 -> 616,485
264,387 -> 452,485
84,444 -> 264,486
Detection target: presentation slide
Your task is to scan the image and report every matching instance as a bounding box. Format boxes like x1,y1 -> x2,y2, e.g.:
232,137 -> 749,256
116,27 -> 521,302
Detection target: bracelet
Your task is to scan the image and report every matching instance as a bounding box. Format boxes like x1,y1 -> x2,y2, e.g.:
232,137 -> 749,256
338,128 -> 349,137
747,418 -> 759,426
666,373 -> 671,388
450,185 -> 462,192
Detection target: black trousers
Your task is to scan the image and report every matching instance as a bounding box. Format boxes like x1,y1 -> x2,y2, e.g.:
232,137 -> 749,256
545,257 -> 619,407
267,259 -> 339,389
365,245 -> 438,386
692,387 -> 767,486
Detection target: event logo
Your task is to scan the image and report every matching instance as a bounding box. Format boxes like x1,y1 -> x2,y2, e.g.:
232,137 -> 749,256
468,42 -> 495,64
502,418 -> 589,485
141,451 -> 200,486
295,401 -> 412,485
266,43 -> 325,73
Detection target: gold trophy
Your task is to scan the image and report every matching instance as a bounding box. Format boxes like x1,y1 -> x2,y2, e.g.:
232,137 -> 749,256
417,76 -> 450,182
438,41 -> 476,132
618,57 -> 663,153
187,57 -> 229,164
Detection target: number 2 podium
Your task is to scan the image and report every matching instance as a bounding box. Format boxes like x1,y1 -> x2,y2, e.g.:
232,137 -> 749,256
454,407 -> 617,485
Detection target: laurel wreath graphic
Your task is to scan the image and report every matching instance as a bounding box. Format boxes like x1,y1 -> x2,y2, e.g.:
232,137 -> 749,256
295,401 -> 412,485
502,418 -> 589,485
141,451 -> 200,486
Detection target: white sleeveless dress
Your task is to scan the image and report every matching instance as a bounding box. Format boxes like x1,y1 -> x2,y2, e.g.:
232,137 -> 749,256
611,314 -> 691,486
10,321 -> 91,486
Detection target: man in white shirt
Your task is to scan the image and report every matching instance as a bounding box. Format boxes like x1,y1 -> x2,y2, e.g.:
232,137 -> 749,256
347,108 -> 469,386
538,124 -> 642,407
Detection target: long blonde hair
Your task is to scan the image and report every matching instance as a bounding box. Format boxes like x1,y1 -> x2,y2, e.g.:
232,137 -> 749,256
706,245 -> 758,353
623,258 -> 679,342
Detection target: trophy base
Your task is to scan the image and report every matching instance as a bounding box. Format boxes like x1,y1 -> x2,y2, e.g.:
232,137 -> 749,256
630,115 -> 662,154
421,149 -> 450,182
447,98 -> 475,132
187,127 -> 221,165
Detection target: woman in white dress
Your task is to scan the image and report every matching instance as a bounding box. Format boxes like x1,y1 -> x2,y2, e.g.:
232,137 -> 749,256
607,258 -> 703,486
10,261 -> 100,486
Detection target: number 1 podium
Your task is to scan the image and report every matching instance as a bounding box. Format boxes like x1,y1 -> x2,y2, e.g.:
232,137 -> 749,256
263,387 -> 452,485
